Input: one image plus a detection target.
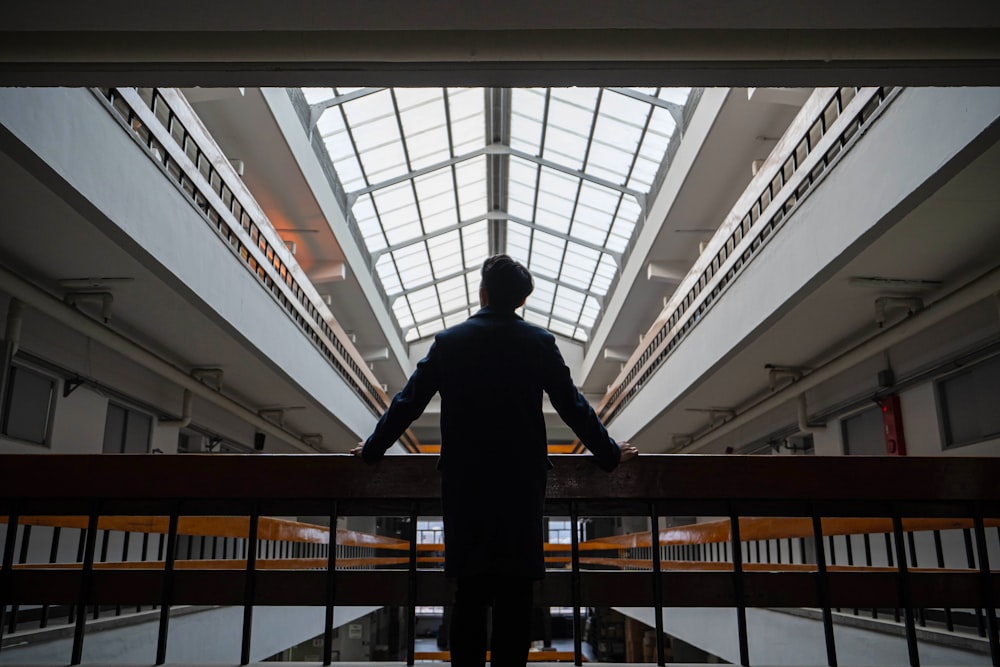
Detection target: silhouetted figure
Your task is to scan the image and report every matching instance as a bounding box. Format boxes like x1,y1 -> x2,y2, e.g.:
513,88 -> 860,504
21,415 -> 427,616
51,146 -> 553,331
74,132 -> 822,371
356,255 -> 636,667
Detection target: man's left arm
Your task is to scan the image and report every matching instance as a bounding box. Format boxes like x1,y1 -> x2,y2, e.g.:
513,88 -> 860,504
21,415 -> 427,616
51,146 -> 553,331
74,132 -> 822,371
541,334 -> 624,471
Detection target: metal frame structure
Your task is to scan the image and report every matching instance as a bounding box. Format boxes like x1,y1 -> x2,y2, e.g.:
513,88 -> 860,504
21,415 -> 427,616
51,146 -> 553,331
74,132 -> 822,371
303,86 -> 694,343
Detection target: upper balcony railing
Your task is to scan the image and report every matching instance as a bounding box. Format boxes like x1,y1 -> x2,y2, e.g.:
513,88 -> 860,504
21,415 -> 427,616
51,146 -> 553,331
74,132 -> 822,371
589,87 -> 899,434
93,87 -> 419,452
1,454 -> 997,666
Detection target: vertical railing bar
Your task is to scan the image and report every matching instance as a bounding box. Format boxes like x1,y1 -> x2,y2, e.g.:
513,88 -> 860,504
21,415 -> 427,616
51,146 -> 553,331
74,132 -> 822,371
932,530 -> 954,632
41,525 -> 62,628
906,531 -> 925,627
570,503 -> 583,667
891,514 -> 920,667
116,530 -> 129,617
323,500 -> 339,667
863,533 -> 877,620
811,512 -> 837,667
649,502 -> 666,666
94,529 -> 110,620
729,505 -> 750,667
241,505 -> 260,666
68,528 -> 86,625
407,504 -> 418,667
155,506 -> 180,665
71,505 -> 100,666
844,533 -> 856,616
6,523 -> 31,635
885,532 -> 901,623
0,505 -> 21,652
963,528 -> 986,637
972,508 -> 999,666
139,531 -> 149,614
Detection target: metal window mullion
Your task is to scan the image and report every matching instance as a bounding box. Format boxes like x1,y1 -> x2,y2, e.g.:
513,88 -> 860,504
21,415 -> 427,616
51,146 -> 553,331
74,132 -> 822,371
523,89 -> 552,307
606,87 -> 685,124
310,87 -> 386,126
507,214 -> 620,264
442,88 -> 474,319
411,301 -> 480,329
391,266 -> 481,299
349,149 -> 485,200
522,305 -> 591,333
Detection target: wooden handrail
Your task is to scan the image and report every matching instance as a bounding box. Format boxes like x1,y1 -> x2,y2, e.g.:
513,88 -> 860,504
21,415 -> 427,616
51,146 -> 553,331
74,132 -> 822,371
7,514 -> 995,556
6,558 -> 981,574
0,515 -> 410,550
579,516 -> 1000,550
3,454 -> 998,507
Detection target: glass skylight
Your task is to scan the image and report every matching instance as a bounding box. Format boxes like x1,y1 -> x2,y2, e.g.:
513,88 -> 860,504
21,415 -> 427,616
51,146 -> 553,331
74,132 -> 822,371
303,86 -> 693,343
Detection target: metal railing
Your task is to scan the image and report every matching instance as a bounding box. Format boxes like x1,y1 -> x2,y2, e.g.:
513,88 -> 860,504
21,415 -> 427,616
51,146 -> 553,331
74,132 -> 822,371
591,87 -> 899,433
92,87 -> 419,452
1,454 -> 997,666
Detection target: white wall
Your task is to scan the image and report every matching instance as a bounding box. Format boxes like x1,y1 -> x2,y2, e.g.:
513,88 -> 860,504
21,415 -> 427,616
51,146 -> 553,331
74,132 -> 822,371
613,87 -> 1000,443
0,87 -> 377,443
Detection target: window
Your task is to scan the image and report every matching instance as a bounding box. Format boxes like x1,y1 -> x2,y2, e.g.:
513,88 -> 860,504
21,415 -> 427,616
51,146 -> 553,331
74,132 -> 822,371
417,519 -> 444,544
1,364 -> 56,446
547,519 -> 575,545
103,403 -> 152,453
842,407 -> 885,455
938,355 -> 1000,449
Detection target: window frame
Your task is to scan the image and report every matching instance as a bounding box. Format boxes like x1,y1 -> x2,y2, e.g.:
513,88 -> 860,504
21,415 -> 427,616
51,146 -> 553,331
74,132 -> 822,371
0,361 -> 58,448
935,354 -> 1000,450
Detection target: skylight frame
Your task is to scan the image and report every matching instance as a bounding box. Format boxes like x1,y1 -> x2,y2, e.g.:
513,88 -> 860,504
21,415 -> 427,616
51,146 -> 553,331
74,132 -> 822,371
304,86 -> 693,344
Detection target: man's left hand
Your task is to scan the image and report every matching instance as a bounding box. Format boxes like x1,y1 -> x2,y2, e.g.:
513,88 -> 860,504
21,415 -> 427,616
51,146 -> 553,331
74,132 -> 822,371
350,442 -> 364,456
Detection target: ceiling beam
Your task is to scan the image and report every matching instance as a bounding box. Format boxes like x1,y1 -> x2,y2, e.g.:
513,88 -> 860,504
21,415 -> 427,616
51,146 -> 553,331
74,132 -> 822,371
4,2 -> 1000,87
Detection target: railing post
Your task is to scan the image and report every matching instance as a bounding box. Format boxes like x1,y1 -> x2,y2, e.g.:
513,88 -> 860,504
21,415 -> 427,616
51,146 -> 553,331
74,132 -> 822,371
407,504 -> 418,666
155,506 -> 180,665
71,505 -> 100,665
323,500 -> 339,666
649,502 -> 666,666
972,507 -> 999,666
570,503 -> 583,667
41,525 -> 62,628
811,512 -> 838,667
0,504 -> 20,653
891,513 -> 920,667
728,505 -> 750,667
241,505 -> 260,666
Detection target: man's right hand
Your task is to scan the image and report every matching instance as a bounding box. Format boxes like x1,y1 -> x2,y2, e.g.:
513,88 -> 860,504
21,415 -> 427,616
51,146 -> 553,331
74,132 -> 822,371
618,441 -> 638,462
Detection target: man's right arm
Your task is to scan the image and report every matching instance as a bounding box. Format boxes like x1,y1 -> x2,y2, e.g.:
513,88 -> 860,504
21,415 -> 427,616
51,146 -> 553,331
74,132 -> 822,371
359,340 -> 441,463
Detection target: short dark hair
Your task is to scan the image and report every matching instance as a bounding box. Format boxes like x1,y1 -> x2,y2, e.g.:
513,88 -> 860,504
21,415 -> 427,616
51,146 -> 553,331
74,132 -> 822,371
481,254 -> 534,311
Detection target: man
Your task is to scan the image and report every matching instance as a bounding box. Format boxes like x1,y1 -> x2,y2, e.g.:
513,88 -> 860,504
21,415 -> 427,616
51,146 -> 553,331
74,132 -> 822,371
353,254 -> 637,666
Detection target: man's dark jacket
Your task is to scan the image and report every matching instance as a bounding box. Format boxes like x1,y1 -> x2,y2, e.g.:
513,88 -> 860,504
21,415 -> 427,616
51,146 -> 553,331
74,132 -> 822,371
361,306 -> 621,579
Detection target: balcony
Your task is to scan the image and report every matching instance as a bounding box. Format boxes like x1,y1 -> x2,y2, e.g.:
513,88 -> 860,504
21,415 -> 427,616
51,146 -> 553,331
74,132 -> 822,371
1,454 -> 998,665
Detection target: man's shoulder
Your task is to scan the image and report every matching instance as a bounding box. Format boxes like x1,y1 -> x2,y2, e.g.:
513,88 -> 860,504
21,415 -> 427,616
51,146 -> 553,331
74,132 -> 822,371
437,310 -> 554,343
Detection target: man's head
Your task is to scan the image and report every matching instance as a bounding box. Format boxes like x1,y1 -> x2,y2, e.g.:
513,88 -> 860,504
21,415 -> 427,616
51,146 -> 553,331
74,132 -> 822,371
480,254 -> 534,311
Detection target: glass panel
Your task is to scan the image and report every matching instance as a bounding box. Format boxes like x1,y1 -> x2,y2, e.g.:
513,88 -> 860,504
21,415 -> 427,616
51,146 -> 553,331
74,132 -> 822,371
305,85 -> 695,341
3,366 -> 54,445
